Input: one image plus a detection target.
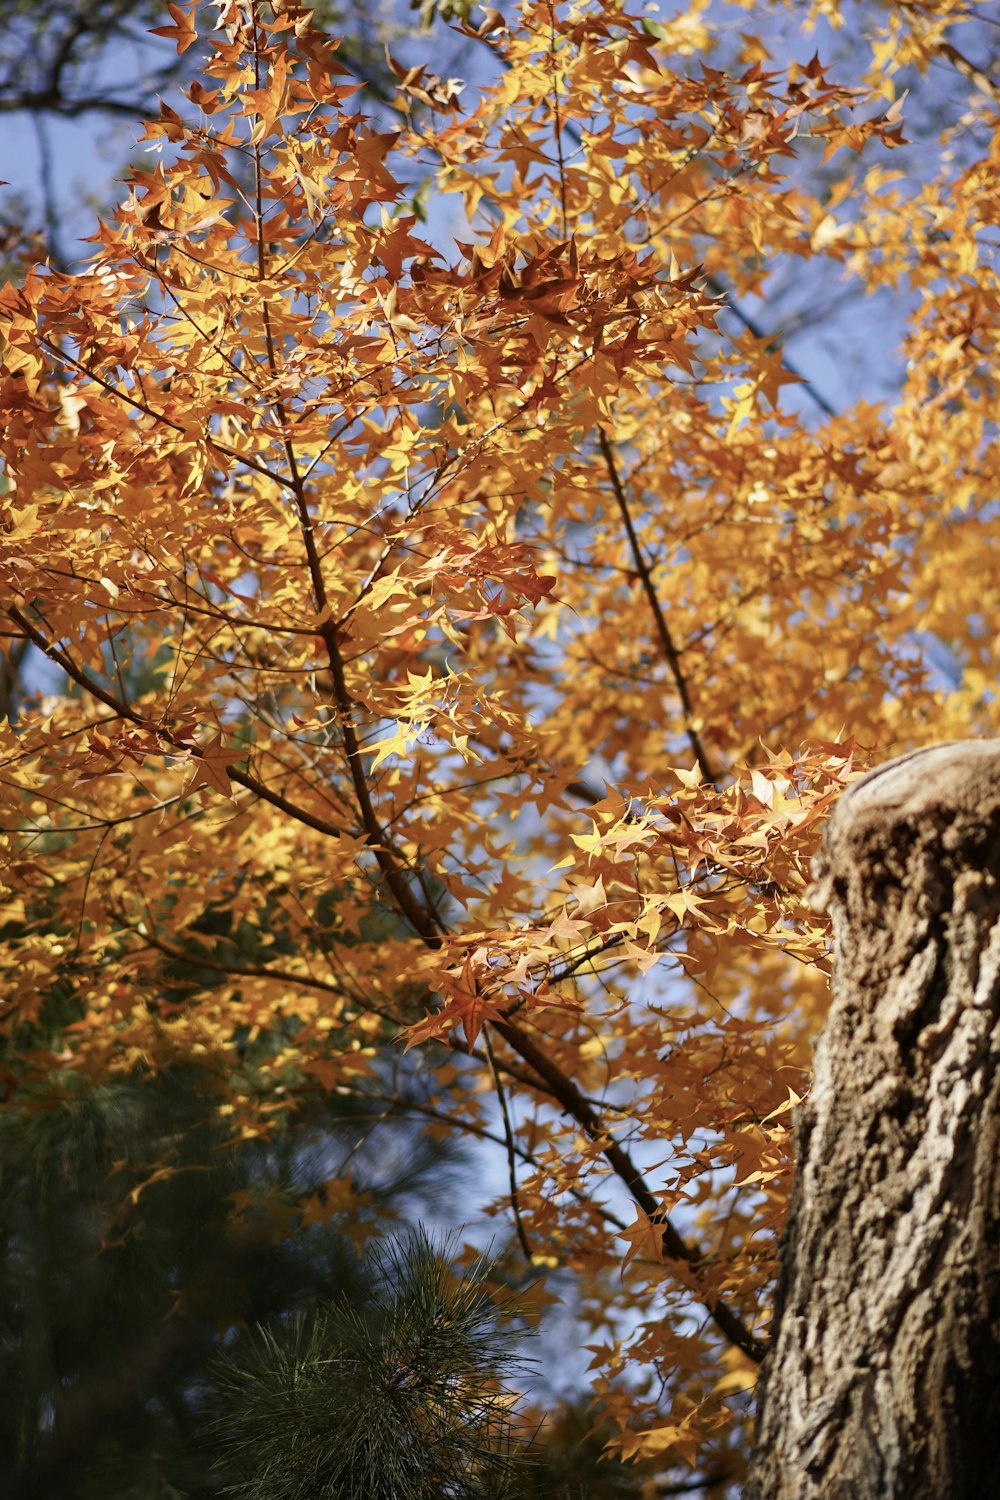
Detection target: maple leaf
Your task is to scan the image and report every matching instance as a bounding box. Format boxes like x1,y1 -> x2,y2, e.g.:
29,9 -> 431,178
450,985 -> 489,1052
752,342 -> 806,408
150,1 -> 197,53
186,733 -> 241,800
617,1204 -> 667,1274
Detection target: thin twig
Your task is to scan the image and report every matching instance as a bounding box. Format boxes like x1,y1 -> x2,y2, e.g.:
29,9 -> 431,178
8,605 -> 350,841
547,4 -> 568,238
598,429 -> 717,784
705,276 -> 838,419
938,39 -> 1000,103
484,1024 -> 534,1262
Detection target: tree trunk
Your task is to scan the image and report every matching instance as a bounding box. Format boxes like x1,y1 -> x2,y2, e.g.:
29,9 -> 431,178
744,742 -> 1000,1500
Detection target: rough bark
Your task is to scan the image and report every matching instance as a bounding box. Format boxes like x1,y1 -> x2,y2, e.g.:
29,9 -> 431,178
744,741 -> 1000,1500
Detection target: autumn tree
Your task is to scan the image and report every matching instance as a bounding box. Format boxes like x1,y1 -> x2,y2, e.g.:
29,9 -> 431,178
1,0 -> 998,1491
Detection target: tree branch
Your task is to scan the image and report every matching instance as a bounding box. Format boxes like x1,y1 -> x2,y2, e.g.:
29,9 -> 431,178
598,428 -> 718,785
7,605 -> 350,841
493,1013 -> 766,1363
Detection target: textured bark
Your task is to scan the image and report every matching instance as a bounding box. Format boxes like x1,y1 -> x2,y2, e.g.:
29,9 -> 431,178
744,741 -> 1000,1500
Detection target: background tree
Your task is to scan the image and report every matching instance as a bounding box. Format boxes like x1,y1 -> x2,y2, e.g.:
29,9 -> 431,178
211,1232 -> 533,1500
0,1050 -> 481,1497
1,0 -> 998,1492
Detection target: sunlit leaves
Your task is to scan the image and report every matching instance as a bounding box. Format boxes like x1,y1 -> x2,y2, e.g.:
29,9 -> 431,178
1,0 -> 998,1482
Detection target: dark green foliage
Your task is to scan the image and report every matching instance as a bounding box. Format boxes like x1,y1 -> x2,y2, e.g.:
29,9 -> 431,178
0,1063 -> 470,1500
212,1232 -> 533,1500
0,1054 -> 662,1500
